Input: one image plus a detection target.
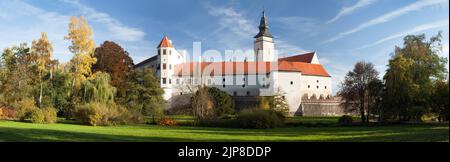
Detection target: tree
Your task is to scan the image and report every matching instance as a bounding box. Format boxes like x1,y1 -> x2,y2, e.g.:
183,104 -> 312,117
80,72 -> 116,104
207,87 -> 235,117
191,86 -> 215,120
430,80 -> 449,122
338,61 -> 379,123
367,79 -> 384,121
123,68 -> 165,123
92,41 -> 134,97
271,88 -> 290,117
0,44 -> 34,105
31,32 -> 54,108
64,16 -> 97,118
383,32 -> 447,121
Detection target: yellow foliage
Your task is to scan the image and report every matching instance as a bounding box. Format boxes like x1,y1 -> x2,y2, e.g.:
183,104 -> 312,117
64,16 -> 97,89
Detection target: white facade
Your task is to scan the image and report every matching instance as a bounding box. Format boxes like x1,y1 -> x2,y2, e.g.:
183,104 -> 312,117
135,12 -> 332,115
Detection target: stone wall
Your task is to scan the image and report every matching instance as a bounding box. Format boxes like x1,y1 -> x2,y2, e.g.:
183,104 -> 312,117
300,97 -> 352,117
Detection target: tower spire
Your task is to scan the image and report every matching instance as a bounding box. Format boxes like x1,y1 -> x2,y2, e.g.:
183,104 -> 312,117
254,10 -> 273,38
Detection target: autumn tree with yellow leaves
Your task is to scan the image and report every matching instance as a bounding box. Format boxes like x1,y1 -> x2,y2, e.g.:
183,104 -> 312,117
64,16 -> 97,117
31,32 -> 54,108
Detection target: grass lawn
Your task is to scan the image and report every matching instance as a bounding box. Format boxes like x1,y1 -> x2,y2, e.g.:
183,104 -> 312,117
0,117 -> 448,142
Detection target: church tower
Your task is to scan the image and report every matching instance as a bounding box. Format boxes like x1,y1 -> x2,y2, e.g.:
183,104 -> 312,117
254,11 -> 276,62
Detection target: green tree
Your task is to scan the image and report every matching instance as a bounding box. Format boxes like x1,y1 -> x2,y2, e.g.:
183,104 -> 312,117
123,68 -> 165,123
383,32 -> 447,121
367,79 -> 384,121
339,61 -> 379,123
80,72 -> 116,104
0,44 -> 34,105
92,41 -> 134,97
207,87 -> 235,117
430,80 -> 449,122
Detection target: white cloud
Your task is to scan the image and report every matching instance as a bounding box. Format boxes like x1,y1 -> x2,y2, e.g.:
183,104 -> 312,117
0,0 -> 71,62
206,5 -> 254,38
323,0 -> 449,44
327,0 -> 377,24
276,40 -> 309,57
356,19 -> 449,50
61,0 -> 145,42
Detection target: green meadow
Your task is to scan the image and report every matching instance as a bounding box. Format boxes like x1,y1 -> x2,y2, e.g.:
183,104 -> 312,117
0,117 -> 448,142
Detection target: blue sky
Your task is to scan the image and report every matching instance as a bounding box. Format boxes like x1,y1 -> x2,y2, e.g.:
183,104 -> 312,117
1,0 -> 449,93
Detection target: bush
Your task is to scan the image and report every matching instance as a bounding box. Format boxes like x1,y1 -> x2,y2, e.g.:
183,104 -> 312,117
0,108 -> 17,120
30,109 -> 45,124
159,117 -> 177,126
42,107 -> 58,124
237,108 -> 285,129
338,115 -> 354,125
75,102 -> 143,126
12,98 -> 38,121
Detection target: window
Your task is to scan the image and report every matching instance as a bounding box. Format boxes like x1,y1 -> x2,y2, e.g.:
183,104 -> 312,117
169,64 -> 172,70
223,78 -> 226,82
290,81 -> 293,85
246,91 -> 251,96
180,92 -> 183,95
162,78 -> 167,84
163,49 -> 167,55
317,80 -> 319,83
325,86 -> 327,89
163,63 -> 167,70
308,85 -> 311,88
169,79 -> 172,84
223,84 -> 226,88
242,84 -> 246,88
158,50 -> 161,55
317,86 -> 319,89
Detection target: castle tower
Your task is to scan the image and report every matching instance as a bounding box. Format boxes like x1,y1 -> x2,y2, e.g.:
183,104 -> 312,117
254,11 -> 276,62
157,35 -> 184,100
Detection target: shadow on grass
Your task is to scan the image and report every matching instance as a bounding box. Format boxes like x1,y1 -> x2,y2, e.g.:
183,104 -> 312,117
172,124 -> 449,142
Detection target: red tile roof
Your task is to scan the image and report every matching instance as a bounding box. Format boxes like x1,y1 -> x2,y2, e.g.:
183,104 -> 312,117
174,60 -> 330,77
278,52 -> 315,63
284,61 -> 331,77
157,36 -> 173,48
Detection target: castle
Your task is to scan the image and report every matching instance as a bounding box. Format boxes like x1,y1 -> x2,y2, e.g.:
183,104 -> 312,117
135,11 -> 333,116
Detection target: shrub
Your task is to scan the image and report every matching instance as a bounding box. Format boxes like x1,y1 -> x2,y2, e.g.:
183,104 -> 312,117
30,109 -> 45,124
338,115 -> 354,125
12,98 -> 38,121
159,117 -> 177,126
0,108 -> 17,120
42,107 -> 58,124
237,108 -> 285,129
75,102 -> 143,126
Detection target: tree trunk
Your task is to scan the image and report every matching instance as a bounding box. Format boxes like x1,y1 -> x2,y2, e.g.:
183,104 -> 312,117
39,71 -> 43,108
